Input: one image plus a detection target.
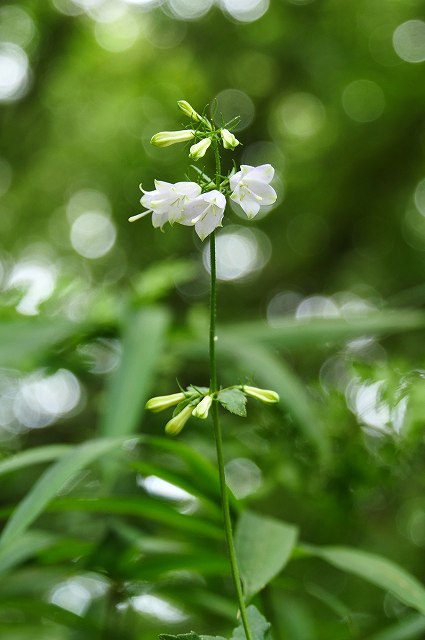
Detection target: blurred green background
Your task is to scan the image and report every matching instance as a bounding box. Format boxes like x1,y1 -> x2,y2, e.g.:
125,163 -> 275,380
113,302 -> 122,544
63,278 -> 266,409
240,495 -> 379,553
2,0 -> 425,638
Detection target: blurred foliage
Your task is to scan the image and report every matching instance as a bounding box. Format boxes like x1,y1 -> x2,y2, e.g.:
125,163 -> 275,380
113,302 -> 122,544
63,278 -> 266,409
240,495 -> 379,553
2,0 -> 425,638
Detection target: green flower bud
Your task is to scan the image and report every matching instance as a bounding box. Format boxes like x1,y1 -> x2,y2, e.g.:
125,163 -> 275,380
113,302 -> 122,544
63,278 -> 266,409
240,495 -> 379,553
189,138 -> 211,160
192,395 -> 213,419
165,404 -> 193,436
145,392 -> 186,413
243,385 -> 280,404
150,130 -> 195,147
221,128 -> 240,150
177,100 -> 203,122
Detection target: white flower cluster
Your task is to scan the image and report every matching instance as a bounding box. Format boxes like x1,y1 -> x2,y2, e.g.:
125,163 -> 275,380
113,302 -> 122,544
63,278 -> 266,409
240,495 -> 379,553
128,100 -> 277,241
129,164 -> 277,241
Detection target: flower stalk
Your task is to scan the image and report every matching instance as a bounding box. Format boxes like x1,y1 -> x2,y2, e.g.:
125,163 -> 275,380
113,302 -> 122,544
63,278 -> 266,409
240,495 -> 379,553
209,140 -> 253,640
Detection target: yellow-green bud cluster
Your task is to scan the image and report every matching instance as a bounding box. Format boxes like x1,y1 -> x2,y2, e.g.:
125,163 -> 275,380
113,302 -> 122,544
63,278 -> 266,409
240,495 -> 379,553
149,99 -> 240,162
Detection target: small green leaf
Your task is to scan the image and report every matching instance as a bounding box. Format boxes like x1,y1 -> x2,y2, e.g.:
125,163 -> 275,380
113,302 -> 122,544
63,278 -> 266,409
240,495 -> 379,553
304,545 -> 425,616
231,605 -> 270,640
218,389 -> 247,417
160,633 -> 202,640
235,511 -> 298,601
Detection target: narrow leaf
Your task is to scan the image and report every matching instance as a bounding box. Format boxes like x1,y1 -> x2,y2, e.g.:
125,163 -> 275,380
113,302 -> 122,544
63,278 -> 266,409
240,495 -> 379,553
100,306 -> 169,437
231,605 -> 270,640
218,389 -> 247,417
235,511 -> 298,601
160,633 -> 201,640
0,445 -> 70,478
305,545 -> 425,616
0,319 -> 76,368
0,530 -> 58,575
222,311 -> 425,349
223,341 -> 330,463
367,615 -> 425,640
0,438 -> 124,548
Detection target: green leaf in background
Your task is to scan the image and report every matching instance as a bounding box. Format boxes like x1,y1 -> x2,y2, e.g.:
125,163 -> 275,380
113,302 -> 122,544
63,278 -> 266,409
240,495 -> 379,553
0,445 -> 70,478
0,437 -> 124,548
305,545 -> 425,616
133,258 -> 197,303
0,319 -> 76,369
217,389 -> 247,417
160,633 -> 202,640
230,605 -> 270,640
0,530 -> 58,575
222,311 -> 425,349
100,306 -> 170,437
235,511 -> 298,601
223,341 -> 330,463
367,615 -> 425,640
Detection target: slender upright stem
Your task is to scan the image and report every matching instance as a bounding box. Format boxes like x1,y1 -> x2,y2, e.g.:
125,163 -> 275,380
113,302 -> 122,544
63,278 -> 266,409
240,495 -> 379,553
209,142 -> 252,640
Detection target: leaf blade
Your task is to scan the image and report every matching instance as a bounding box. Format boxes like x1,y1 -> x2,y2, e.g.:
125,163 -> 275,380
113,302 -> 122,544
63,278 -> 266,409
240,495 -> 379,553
235,511 -> 298,601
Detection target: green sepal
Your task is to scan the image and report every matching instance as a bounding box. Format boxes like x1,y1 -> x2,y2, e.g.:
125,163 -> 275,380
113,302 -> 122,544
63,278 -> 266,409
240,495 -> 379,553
217,388 -> 247,417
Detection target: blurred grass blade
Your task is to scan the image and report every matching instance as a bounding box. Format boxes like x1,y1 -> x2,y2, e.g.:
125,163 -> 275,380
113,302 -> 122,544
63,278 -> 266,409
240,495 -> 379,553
222,311 -> 425,349
304,545 -> 425,616
367,615 -> 425,640
0,319 -> 76,368
223,341 -> 330,462
235,511 -> 298,601
0,530 -> 57,575
100,307 -> 170,437
47,496 -> 223,540
0,445 -> 70,478
0,438 -> 124,548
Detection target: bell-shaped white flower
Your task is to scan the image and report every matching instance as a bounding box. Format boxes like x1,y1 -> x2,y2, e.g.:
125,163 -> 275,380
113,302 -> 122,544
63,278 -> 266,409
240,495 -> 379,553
129,180 -> 201,227
150,129 -> 195,147
230,164 -> 277,219
179,190 -> 226,241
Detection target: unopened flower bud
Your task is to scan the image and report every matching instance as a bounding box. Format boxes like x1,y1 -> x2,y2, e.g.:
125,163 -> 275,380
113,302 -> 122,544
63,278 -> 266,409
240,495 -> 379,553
165,404 -> 193,436
192,395 -> 213,419
221,128 -> 240,150
189,138 -> 211,160
243,385 -> 280,404
145,392 -> 186,413
150,130 -> 195,147
177,100 -> 203,122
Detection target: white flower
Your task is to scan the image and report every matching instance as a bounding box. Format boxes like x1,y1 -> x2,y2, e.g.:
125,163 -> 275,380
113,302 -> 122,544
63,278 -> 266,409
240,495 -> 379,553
221,128 -> 240,150
230,164 -> 277,219
189,138 -> 211,160
129,180 -> 201,227
177,100 -> 203,123
179,190 -> 226,241
150,129 -> 195,147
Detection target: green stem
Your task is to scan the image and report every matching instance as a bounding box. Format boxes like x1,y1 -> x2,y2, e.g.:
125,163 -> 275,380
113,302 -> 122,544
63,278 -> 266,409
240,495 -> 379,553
209,142 -> 252,640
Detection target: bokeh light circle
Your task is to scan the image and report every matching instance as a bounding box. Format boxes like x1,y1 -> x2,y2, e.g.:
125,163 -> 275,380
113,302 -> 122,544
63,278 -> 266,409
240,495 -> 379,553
220,0 -> 269,23
70,212 -> 117,259
0,43 -> 29,102
342,80 -> 385,123
393,20 -> 425,63
213,89 -> 255,131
